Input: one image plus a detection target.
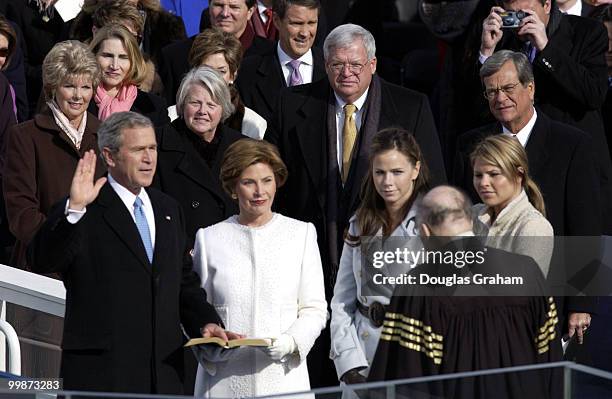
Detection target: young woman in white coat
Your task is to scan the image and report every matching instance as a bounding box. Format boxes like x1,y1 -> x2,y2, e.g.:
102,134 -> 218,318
192,139 -> 327,398
330,128 -> 430,385
471,135 -> 554,277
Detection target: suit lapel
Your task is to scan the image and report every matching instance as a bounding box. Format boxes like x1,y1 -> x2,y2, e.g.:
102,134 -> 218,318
148,188 -> 172,276
99,184 -> 152,272
256,51 -> 286,112
525,112 -> 551,178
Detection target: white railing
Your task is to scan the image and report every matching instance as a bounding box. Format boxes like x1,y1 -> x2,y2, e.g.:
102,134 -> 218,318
0,264 -> 66,375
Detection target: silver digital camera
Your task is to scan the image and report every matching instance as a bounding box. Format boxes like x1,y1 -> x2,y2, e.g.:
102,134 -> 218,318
499,10 -> 527,28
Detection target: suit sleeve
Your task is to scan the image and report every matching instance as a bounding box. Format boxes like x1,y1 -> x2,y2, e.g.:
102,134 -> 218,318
178,207 -> 223,338
3,123 -> 46,243
534,21 -> 608,110
28,198 -> 81,275
565,133 -> 602,235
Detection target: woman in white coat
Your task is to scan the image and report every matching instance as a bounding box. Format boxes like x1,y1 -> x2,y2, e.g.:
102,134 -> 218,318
192,139 -> 327,398
471,135 -> 554,277
330,128 -> 430,385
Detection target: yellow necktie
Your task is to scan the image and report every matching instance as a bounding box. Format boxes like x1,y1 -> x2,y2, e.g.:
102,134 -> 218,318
342,104 -> 357,183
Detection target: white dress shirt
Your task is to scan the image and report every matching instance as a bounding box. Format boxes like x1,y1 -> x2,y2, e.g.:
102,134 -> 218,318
277,43 -> 314,86
66,174 -> 156,248
563,0 -> 582,16
502,107 -> 537,147
257,1 -> 270,23
334,89 -> 369,169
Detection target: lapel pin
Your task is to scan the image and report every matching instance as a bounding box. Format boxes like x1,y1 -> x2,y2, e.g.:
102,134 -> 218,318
166,215 -> 171,220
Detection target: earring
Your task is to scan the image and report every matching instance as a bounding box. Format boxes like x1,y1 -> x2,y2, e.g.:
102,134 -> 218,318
231,193 -> 238,199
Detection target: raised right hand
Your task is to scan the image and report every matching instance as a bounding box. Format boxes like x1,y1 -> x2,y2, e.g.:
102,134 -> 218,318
480,6 -> 505,57
68,150 -> 107,211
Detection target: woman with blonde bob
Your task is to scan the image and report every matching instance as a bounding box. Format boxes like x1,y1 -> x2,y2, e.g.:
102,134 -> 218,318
89,24 -> 168,126
3,40 -> 103,268
330,128 -> 430,385
471,135 -> 553,276
192,139 -> 327,398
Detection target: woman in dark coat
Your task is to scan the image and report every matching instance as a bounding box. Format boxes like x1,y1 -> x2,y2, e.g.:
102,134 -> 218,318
155,66 -> 242,244
3,40 -> 103,269
89,24 -> 169,127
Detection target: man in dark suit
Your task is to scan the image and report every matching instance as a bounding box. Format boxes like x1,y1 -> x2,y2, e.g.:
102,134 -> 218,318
266,23 -> 445,388
236,0 -> 326,124
28,112 -> 235,395
478,0 -> 612,233
251,0 -> 278,40
267,23 -> 446,298
454,50 -> 598,344
556,0 -> 595,16
159,0 -> 274,105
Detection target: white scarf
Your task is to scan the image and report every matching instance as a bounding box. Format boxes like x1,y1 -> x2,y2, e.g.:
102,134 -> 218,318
47,100 -> 87,150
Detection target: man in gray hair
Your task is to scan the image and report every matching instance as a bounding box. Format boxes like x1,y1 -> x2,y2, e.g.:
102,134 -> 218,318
453,50 -> 599,351
29,111 -> 236,395
266,22 -> 446,388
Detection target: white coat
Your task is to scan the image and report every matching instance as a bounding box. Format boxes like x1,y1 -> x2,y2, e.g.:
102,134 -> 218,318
330,205 -> 421,381
192,214 -> 327,398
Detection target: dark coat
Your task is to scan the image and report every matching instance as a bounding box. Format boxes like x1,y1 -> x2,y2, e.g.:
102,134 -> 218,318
1,19 -> 28,122
236,45 -> 327,124
3,112 -> 103,268
88,89 -> 170,128
159,34 -> 274,106
5,0 -> 69,119
454,110 -> 602,237
28,184 -> 221,394
154,121 -> 241,244
266,77 -> 446,294
453,111 -> 600,333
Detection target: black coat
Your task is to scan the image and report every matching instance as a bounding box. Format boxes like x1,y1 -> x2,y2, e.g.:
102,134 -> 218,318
28,184 -> 221,394
88,89 -> 170,128
266,77 -> 446,293
5,0 -> 69,119
159,35 -> 274,106
154,121 -> 241,244
454,110 -> 603,237
236,46 -> 327,124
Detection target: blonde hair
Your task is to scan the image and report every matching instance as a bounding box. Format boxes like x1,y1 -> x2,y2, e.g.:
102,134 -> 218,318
90,24 -> 147,86
220,139 -> 288,197
470,135 -> 546,215
42,40 -> 101,101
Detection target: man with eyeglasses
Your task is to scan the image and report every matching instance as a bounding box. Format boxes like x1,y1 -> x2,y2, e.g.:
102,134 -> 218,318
477,0 -> 612,234
266,23 -> 446,388
236,0 -> 326,124
454,50 -> 600,353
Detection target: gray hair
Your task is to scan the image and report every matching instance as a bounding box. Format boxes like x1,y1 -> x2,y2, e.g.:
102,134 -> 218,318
175,66 -> 235,122
98,111 -> 154,158
480,50 -> 534,86
323,23 -> 376,61
416,186 -> 473,229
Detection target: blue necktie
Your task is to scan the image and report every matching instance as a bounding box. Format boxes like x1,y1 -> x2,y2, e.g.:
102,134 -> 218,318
134,197 -> 153,263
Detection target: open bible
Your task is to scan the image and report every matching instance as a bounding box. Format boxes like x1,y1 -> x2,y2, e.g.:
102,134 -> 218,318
184,337 -> 273,349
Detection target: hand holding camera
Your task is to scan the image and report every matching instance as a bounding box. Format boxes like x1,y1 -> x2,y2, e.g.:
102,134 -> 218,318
481,7 -> 549,57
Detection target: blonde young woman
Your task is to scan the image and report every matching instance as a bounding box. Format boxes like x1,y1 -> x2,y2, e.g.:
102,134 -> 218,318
471,134 -> 554,276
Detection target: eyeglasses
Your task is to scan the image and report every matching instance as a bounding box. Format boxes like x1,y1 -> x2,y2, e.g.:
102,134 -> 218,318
483,82 -> 522,100
0,48 -> 9,57
328,61 -> 367,74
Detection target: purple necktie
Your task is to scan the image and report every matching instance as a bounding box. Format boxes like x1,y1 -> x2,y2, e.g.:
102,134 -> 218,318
288,60 -> 303,86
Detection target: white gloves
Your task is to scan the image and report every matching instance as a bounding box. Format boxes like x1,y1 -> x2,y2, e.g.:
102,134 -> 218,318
260,334 -> 297,362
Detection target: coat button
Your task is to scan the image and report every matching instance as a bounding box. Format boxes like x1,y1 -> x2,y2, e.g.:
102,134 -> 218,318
362,331 -> 370,339
192,201 -> 200,209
